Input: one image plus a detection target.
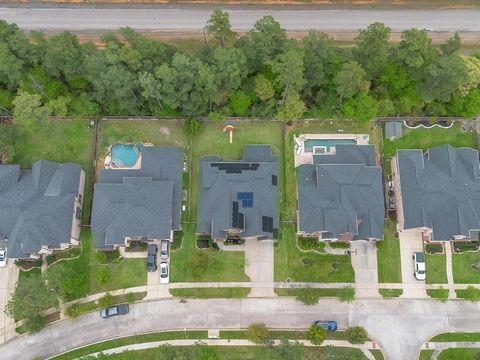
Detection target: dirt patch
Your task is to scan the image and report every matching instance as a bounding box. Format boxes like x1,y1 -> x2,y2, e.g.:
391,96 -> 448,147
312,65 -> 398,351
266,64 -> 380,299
160,127 -> 171,136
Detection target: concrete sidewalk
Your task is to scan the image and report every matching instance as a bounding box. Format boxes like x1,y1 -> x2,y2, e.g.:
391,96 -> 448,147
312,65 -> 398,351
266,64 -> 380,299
84,338 -> 379,360
423,341 -> 480,360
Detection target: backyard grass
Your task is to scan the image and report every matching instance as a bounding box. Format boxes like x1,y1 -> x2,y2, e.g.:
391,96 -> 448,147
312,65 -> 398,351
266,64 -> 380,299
431,332 -> 480,342
438,348 -> 480,360
12,119 -> 94,223
452,252 -> 480,284
170,288 -> 250,298
383,123 -> 475,160
51,330 -> 209,360
425,254 -> 448,284
275,224 -> 355,283
97,346 -> 368,360
169,223 -> 249,282
377,219 -> 402,283
190,120 -> 284,221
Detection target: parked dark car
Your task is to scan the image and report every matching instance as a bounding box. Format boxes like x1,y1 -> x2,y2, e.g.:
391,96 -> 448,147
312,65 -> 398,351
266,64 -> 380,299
313,320 -> 337,331
100,303 -> 129,318
147,244 -> 157,272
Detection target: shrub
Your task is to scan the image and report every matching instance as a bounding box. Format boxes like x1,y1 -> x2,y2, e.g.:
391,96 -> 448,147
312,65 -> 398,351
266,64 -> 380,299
306,324 -> 326,345
339,287 -> 355,303
295,288 -> 320,305
453,241 -> 479,253
297,237 -> 324,252
186,118 -> 201,135
347,326 -> 369,344
98,293 -> 114,308
425,243 -> 444,255
247,323 -> 272,345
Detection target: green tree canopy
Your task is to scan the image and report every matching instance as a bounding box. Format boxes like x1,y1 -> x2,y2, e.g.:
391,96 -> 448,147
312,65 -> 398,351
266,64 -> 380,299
206,10 -> 236,47
269,48 -> 305,100
0,123 -> 14,163
333,61 -> 370,107
12,92 -> 48,132
247,323 -> 272,345
395,29 -> 437,77
306,324 -> 327,345
44,32 -> 83,80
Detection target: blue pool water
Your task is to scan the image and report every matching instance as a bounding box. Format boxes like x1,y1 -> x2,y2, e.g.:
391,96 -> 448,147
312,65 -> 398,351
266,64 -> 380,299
304,139 -> 356,151
111,144 -> 143,167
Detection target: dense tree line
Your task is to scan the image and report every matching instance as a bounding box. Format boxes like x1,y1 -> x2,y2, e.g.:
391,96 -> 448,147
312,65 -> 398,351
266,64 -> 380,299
0,11 -> 479,128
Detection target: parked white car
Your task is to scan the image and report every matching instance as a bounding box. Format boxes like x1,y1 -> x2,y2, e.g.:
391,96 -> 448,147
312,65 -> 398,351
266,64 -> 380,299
0,249 -> 7,267
160,262 -> 169,284
413,252 -> 426,281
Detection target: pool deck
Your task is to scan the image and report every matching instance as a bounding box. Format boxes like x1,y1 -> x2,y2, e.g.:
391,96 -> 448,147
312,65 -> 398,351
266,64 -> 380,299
104,143 -> 147,170
294,133 -> 369,167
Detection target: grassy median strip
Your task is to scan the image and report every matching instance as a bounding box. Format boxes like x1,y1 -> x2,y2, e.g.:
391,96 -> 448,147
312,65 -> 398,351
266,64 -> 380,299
430,332 -> 480,342
419,349 -> 434,360
426,288 -> 449,301
219,329 -> 348,341
378,289 -> 403,298
51,330 -> 209,360
169,288 -> 250,299
275,288 -> 355,303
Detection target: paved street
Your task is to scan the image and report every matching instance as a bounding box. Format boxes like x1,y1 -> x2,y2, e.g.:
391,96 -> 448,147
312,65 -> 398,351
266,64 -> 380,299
0,7 -> 480,32
1,297 -> 480,360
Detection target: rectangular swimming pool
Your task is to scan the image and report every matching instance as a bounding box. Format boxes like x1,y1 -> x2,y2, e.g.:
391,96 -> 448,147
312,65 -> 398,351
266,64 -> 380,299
304,139 -> 356,152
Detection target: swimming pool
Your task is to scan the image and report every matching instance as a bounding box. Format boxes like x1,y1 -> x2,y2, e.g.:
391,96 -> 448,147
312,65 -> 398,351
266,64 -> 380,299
111,144 -> 143,168
304,139 -> 356,152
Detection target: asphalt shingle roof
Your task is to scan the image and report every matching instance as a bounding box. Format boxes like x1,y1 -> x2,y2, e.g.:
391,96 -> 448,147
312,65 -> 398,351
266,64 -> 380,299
197,145 -> 279,239
297,145 -> 384,240
0,161 -> 82,259
397,145 -> 480,240
92,147 -> 183,248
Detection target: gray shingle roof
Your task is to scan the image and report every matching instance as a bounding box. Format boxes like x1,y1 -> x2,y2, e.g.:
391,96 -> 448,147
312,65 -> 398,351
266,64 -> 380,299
197,145 -> 279,239
0,160 -> 82,259
297,145 -> 384,240
92,147 -> 183,248
397,145 -> 480,240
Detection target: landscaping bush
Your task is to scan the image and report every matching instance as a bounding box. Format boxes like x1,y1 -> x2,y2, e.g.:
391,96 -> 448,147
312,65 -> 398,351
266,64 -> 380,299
171,231 -> 183,251
339,287 -> 356,303
329,242 -> 350,249
125,241 -> 147,252
15,259 -> 42,270
247,323 -> 272,345
453,241 -> 479,253
295,288 -> 321,305
347,326 -> 369,344
306,324 -> 326,345
224,238 -> 245,245
46,247 -> 81,265
298,237 -> 324,252
425,243 -> 444,255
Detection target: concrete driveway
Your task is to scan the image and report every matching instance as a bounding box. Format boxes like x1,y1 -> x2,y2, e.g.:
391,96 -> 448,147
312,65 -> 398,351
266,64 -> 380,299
3,298 -> 480,360
351,241 -> 379,298
245,239 -> 275,298
0,261 -> 18,343
145,244 -> 171,300
399,231 -> 427,298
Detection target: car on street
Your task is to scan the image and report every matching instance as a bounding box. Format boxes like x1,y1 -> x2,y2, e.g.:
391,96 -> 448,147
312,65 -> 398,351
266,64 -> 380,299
147,244 -> 157,272
160,240 -> 169,260
100,303 -> 129,318
413,252 -> 426,280
313,320 -> 337,331
160,262 -> 169,284
0,249 -> 7,267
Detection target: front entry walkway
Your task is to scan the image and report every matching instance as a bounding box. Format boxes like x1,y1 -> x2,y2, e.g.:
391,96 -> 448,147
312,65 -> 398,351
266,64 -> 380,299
245,239 -> 276,298
444,242 -> 456,299
399,231 -> 427,298
351,241 -> 380,298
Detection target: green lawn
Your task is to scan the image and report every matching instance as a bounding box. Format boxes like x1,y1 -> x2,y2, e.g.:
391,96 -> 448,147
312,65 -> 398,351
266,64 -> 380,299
438,348 -> 480,360
12,119 -> 94,223
427,288 -> 449,301
452,252 -> 480,283
419,350 -> 434,360
377,220 -> 402,283
383,123 -> 475,160
275,224 -> 355,283
190,121 -> 284,221
378,289 -> 403,298
369,349 -> 385,360
220,330 -> 348,341
426,254 -> 448,284
275,287 -> 355,301
48,229 -> 147,300
431,332 -> 480,342
170,288 -> 250,298
170,223 -> 249,282
98,346 -> 368,360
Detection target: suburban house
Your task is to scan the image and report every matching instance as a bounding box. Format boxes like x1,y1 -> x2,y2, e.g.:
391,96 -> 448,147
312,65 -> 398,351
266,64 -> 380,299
197,145 -> 279,240
392,144 -> 480,241
91,147 -> 183,249
0,160 -> 85,259
296,144 -> 384,242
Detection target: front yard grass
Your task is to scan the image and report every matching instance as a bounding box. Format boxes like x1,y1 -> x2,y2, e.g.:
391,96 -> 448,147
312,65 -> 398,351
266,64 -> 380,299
12,119 -> 94,224
431,332 -> 480,342
377,219 -> 402,283
170,288 -> 250,298
170,223 -> 249,282
275,224 -> 355,283
438,348 -> 480,360
452,251 -> 480,283
425,254 -> 448,284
